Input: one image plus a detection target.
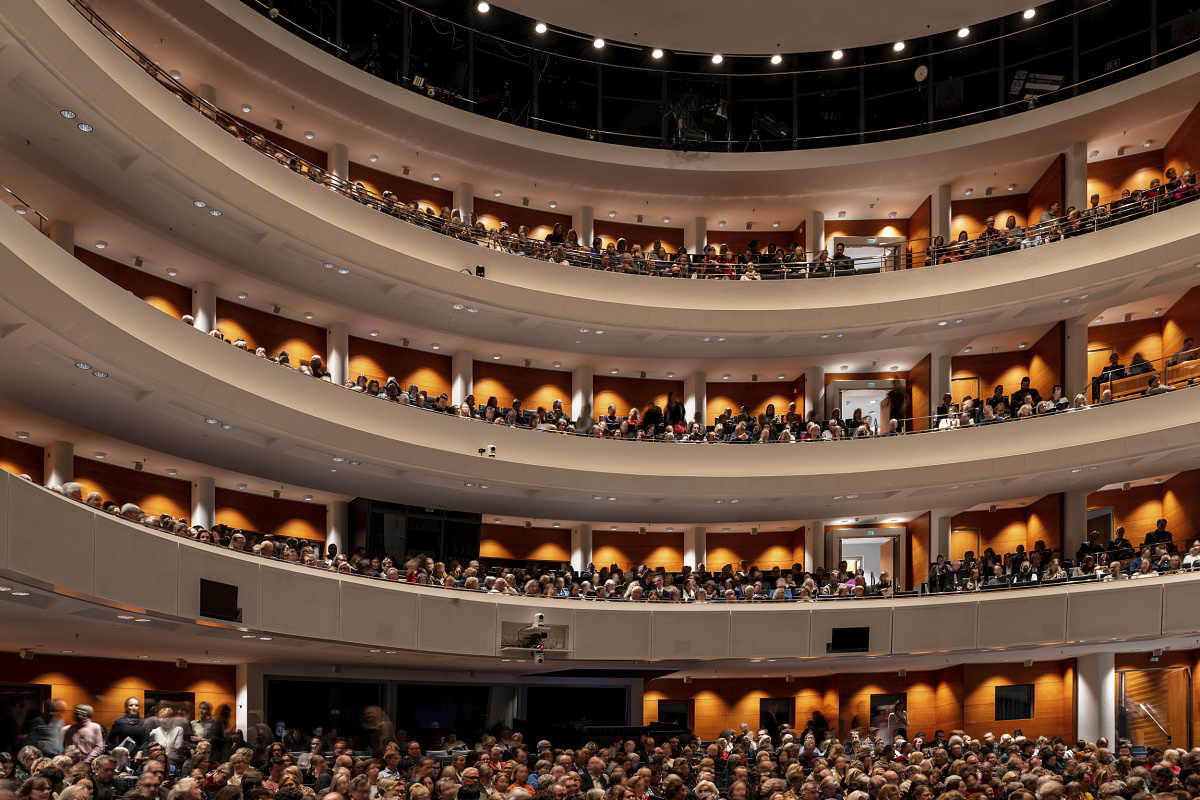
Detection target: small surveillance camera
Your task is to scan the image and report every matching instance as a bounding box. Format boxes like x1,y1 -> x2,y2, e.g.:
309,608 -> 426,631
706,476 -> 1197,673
487,445 -> 496,457
534,613 -> 545,624
533,651 -> 545,664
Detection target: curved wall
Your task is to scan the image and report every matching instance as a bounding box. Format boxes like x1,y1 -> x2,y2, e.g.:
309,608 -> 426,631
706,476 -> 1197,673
2,472 -> 1199,663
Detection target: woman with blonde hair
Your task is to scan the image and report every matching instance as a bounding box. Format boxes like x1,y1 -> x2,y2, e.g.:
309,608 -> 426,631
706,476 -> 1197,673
167,778 -> 204,800
409,785 -> 431,800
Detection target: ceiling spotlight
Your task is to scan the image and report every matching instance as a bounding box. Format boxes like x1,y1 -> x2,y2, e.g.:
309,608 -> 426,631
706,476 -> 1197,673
938,320 -> 948,326
1007,183 -> 1016,191
166,268 -> 178,277
662,216 -> 670,223
840,365 -> 849,371
432,173 -> 441,181
594,38 -> 605,48
241,104 -> 252,113
1018,342 -> 1028,348
954,318 -> 964,323
452,303 -> 464,310
467,307 -> 478,313
220,423 -> 234,429
963,346 -> 973,353
333,456 -> 346,462
832,50 -> 844,60
1143,140 -> 1152,148
204,418 -> 219,424
1024,8 -> 1035,18
717,220 -> 725,227
1089,150 -> 1099,158
15,431 -> 29,439
778,373 -> 785,380
893,41 -> 905,51
77,122 -> 93,132
717,337 -> 726,341
304,312 -> 315,319
369,330 -> 379,337
702,336 -> 711,342
610,368 -> 619,374
431,343 -> 441,349
772,221 -> 780,227
535,22 -> 547,33
477,1 -> 489,11
209,209 -> 222,216
94,240 -> 107,249
595,330 -> 605,334
958,27 -> 970,37
92,371 -> 108,378
15,208 -> 27,215
964,187 -> 974,196
60,109 -> 76,119
549,200 -> 558,208
93,452 -> 106,459
608,210 -> 617,217
652,49 -> 664,59
237,292 -> 248,299
169,70 -> 182,80
493,189 -> 502,197
771,54 -> 783,65
722,374 -> 731,380
166,469 -> 178,476
712,54 -> 723,64
552,361 -> 562,368
837,210 -> 847,218
666,371 -> 675,378
338,267 -> 350,274
1152,307 -> 1162,315
369,154 -> 378,163
349,460 -> 361,466
304,131 -> 314,139
493,354 -> 502,360
888,211 -> 897,218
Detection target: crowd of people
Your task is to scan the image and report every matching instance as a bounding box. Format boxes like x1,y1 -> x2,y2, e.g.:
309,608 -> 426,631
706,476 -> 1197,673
4,699 -> 1199,800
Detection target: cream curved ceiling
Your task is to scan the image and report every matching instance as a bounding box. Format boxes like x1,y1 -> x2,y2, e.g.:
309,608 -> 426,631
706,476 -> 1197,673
493,0 -> 1037,55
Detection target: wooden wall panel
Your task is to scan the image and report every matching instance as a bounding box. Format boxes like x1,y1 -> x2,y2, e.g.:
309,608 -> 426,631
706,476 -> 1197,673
473,197 -> 572,241
73,457 -> 191,521
593,376 -> 684,421
951,196 -> 1029,240
963,661 -> 1074,741
1028,154 -> 1065,225
593,221 -> 685,254
0,653 -> 236,744
643,677 -> 825,741
908,196 -> 932,268
214,487 -> 325,541
838,668 -> 962,739
706,531 -> 798,571
592,531 -> 684,571
793,219 -> 806,255
348,336 -> 452,399
346,162 -> 453,211
75,249 -> 192,320
906,512 -> 931,589
705,230 -> 798,256
0,436 -> 44,484
951,350 -> 1028,405
706,383 -> 793,425
1087,151 -> 1165,204
1164,101 -> 1200,183
240,120 -> 329,169
214,299 -> 326,364
908,355 -> 932,431
473,361 -> 573,416
479,524 -> 571,563
823,220 -> 909,244
1163,469 -> 1200,546
953,507 -> 1029,557
1087,318 -> 1164,370
1087,486 -> 1164,541
1163,285 -> 1200,362
1030,321 -> 1065,399
1027,493 -> 1063,553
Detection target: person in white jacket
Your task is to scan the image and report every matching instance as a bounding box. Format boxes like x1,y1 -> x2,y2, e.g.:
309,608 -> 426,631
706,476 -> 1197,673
149,708 -> 185,768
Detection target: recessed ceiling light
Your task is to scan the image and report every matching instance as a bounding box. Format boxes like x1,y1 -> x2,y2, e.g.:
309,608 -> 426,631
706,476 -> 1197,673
304,131 -> 315,139
717,337 -> 726,341
494,354 -> 503,360
958,27 -> 970,37
169,70 -> 182,80
138,655 -> 149,659
237,483 -> 247,490
610,368 -> 618,374
1089,150 -> 1099,158
452,303 -> 464,310
95,240 -> 107,249
963,346 -> 973,353
303,494 -> 314,501
835,333 -> 845,338
337,267 -> 350,274
954,318 -> 964,323
15,431 -> 29,439
60,109 -> 76,119
93,451 -> 106,459
493,189 -> 502,197
75,362 -> 91,370
662,216 -> 670,223
594,38 -> 605,48
369,330 -> 379,337
717,220 -> 725,227
77,122 -> 93,132
608,210 -> 617,217
702,336 -> 711,342
92,371 -> 109,379
722,374 -> 730,380
304,312 -> 314,319
832,50 -> 844,60
893,41 -> 905,51
607,496 -> 616,501
61,650 -> 73,653
237,292 -> 248,300
349,460 -> 361,466
134,618 -> 152,623
652,49 -> 664,59
166,268 -> 178,277
1061,298 -> 1071,304
1023,8 -> 1035,19
15,208 -> 27,215
431,343 -> 441,349
553,361 -> 562,368
242,104 -> 252,113
552,523 -> 561,528
549,200 -> 558,208
771,54 -> 783,65
259,636 -> 272,640
840,365 -> 849,371
1071,468 -> 1083,473
220,423 -> 234,429
580,328 -> 591,333
209,209 -> 222,216
666,371 -> 675,378
117,614 -> 134,619
888,212 -> 897,218
432,174 -> 441,181
711,54 -> 723,64
467,307 -> 478,313
535,22 -> 547,33
1007,184 -> 1016,191
211,660 -> 222,664
465,482 -> 476,487
333,456 -> 346,462
1018,342 -> 1028,348
205,418 -> 219,424
777,374 -> 785,380
772,221 -> 780,227
938,320 -> 948,326
964,188 -> 974,196
1078,294 -> 1089,299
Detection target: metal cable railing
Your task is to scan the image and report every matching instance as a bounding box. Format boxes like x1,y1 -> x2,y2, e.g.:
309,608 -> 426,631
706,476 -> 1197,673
66,0 -> 1200,280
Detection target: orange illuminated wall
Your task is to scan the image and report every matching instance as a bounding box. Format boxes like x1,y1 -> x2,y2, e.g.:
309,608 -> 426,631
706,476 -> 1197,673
1087,485 -> 1163,541
706,529 -> 803,571
593,220 -> 684,254
214,487 -> 325,541
823,219 -> 910,252
909,196 -> 932,268
1029,321 -> 1065,399
839,666 -> 964,737
593,376 -> 684,421
706,383 -> 792,424
75,249 -> 192,320
479,524 -> 571,564
906,512 -> 931,589
0,652 -> 236,741
643,675 -> 828,740
473,197 -> 571,242
963,660 -> 1074,742
73,457 -> 190,520
214,299 -> 325,364
1165,101 -> 1200,183
1163,285 -> 1200,362
347,336 -> 452,399
1088,318 -> 1164,369
908,355 -> 932,431
472,362 -> 572,416
0,436 -> 44,484
1027,154 -> 1065,226
951,196 -> 1028,239
346,161 -> 453,212
705,230 -> 798,256
952,323 -> 1062,404
592,531 -> 683,571
240,120 -> 329,169
1087,150 -> 1164,204
1163,469 -> 1200,547
952,493 -> 1062,556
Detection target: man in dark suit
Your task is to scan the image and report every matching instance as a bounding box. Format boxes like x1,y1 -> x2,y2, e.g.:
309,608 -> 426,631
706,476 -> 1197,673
579,758 -> 608,793
761,701 -> 786,745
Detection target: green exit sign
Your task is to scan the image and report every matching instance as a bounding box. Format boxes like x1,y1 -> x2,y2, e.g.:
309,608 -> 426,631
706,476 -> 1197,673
867,382 -> 876,388
867,530 -> 875,536
867,237 -> 876,244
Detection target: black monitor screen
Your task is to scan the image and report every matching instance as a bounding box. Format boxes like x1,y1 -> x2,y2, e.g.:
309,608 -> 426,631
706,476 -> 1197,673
827,626 -> 870,653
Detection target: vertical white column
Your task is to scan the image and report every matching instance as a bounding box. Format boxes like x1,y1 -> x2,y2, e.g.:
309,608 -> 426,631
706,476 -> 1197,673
48,220 -> 74,254
809,211 -> 825,255
803,366 -> 826,420
193,281 -> 216,334
198,84 -> 217,105
931,510 -> 953,562
932,184 -> 952,243
454,182 -> 474,222
571,365 -> 593,424
931,351 -> 954,411
684,216 -> 707,256
573,206 -> 595,247
326,500 -> 349,558
571,524 -> 593,572
1076,652 -> 1116,742
684,527 -> 707,570
804,520 -> 825,572
45,441 -> 74,487
683,371 -> 707,426
234,663 -> 250,739
328,143 -> 350,185
1063,490 -> 1090,561
327,322 -> 349,385
1065,141 -> 1088,212
1064,315 -> 1089,400
452,351 -> 474,404
192,476 -> 216,530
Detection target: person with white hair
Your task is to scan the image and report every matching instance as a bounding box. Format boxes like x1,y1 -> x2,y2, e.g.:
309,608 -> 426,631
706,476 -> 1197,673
61,482 -> 85,502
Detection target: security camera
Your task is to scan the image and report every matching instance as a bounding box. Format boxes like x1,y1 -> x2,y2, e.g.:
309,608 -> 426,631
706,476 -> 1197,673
488,445 -> 496,457
268,7 -> 280,18
534,613 -> 545,624
533,650 -> 545,664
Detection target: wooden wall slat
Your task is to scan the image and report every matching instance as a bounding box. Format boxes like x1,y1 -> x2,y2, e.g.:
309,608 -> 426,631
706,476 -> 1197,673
593,376 -> 684,422
473,361 -> 573,416
0,435 -> 44,484
347,161 -> 453,211
479,524 -> 571,563
348,336 -> 452,399
214,298 -> 326,364
1028,154 -> 1065,227
73,457 -> 191,521
592,531 -> 684,572
75,248 -> 192,321
951,196 -> 1029,240
1087,151 -> 1165,205
214,487 -> 325,541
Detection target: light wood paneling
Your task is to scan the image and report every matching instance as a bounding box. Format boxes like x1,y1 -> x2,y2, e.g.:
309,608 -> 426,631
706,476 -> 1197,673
473,361 -> 573,416
1088,486 -> 1164,541
1163,286 -> 1200,364
1028,154 -> 1065,224
473,197 -> 572,242
951,196 -> 1028,240
1163,469 -> 1200,546
643,677 -> 825,741
214,299 -> 326,364
593,531 -> 684,571
952,494 -> 1062,557
1164,101 -> 1200,186
0,436 -> 44,484
593,376 -> 684,421
347,161 -> 453,211
214,487 -> 325,541
1088,318 -> 1164,372
706,383 -> 792,425
593,221 -> 685,254
706,230 -> 800,256
908,355 -> 931,431
906,512 -> 931,590
1088,150 -> 1165,204
73,457 -> 190,521
1030,321 -> 1065,400
1027,493 -> 1063,553
706,531 -> 799,571
963,661 -> 1074,741
838,667 -> 963,739
909,196 -> 932,268
348,336 -> 452,399
479,524 -> 571,563
75,249 -> 192,320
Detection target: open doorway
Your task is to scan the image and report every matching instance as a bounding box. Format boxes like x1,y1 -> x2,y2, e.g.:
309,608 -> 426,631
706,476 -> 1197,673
841,537 -> 895,586
832,236 -> 907,273
839,388 -> 889,432
1087,508 -> 1114,544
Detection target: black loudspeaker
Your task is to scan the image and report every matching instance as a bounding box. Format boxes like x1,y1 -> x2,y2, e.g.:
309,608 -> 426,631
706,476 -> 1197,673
199,578 -> 241,622
475,265 -> 486,277
827,626 -> 871,653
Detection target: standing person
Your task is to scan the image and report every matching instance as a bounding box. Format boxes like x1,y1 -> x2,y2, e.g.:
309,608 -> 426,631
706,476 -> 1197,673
65,705 -> 106,764
109,698 -> 147,757
23,699 -> 67,758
